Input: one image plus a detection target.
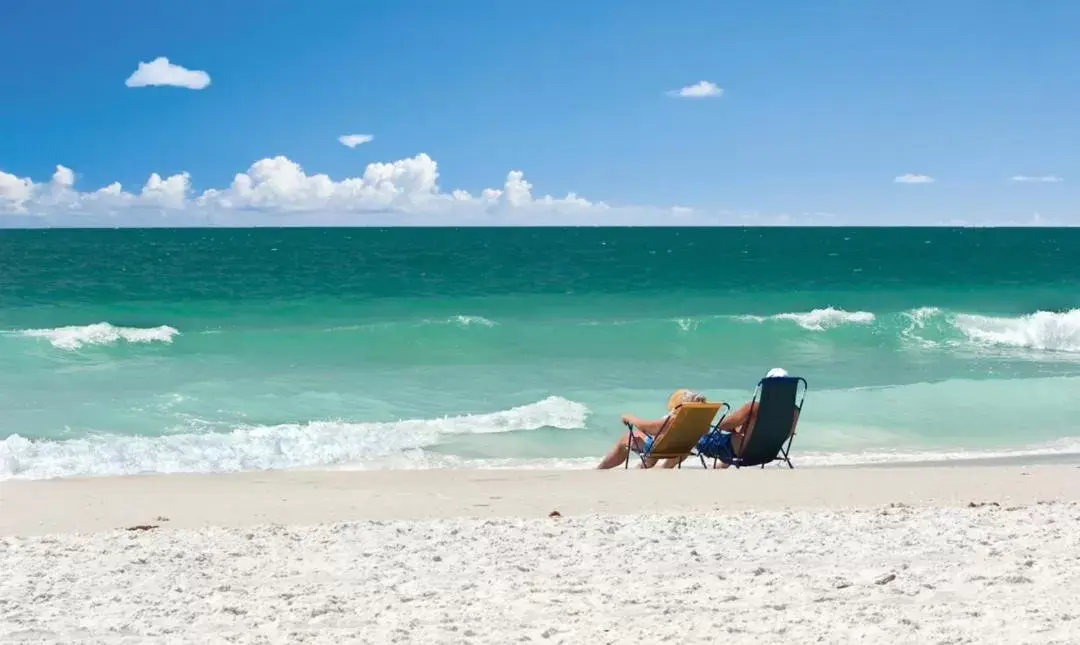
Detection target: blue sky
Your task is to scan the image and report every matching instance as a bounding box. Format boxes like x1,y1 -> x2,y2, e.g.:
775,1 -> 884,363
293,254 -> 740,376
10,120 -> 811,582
1,0 -> 1077,226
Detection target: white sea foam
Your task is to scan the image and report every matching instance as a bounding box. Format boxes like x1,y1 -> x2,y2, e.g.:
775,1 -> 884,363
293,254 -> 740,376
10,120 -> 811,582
794,437 -> 1080,468
897,306 -> 944,347
6,402 -> 1080,479
903,306 -> 942,329
738,307 -> 876,331
951,309 -> 1080,353
674,318 -> 699,332
416,315 -> 497,328
451,315 -> 497,327
21,323 -> 179,350
734,306 -> 1080,355
326,316 -> 498,333
334,440 -> 1080,471
0,396 -> 589,480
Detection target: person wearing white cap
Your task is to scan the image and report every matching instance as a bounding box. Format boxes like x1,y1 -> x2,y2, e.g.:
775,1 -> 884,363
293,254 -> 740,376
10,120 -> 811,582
702,367 -> 797,468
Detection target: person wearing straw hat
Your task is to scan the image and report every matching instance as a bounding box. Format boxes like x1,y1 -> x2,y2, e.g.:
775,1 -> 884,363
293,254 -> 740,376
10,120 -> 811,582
595,388 -> 707,469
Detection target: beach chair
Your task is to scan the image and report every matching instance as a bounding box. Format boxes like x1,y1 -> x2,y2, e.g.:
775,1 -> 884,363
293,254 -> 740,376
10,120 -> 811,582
624,402 -> 728,469
697,376 -> 807,469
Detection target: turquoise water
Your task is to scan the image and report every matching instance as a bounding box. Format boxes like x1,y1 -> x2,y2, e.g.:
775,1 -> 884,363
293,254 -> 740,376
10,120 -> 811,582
2,227 -> 1080,479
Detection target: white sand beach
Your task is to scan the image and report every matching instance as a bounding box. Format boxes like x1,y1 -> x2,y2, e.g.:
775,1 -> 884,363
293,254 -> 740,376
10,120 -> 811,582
3,465 -> 1080,644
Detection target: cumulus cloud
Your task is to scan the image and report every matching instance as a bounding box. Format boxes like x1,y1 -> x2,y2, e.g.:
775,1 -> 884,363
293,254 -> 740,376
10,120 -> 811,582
6,157 -> 1075,227
893,173 -> 935,184
338,134 -> 375,148
667,81 -> 723,98
125,57 -> 211,90
2,153 -> 715,226
0,170 -> 36,211
1009,175 -> 1063,183
0,162 -> 194,215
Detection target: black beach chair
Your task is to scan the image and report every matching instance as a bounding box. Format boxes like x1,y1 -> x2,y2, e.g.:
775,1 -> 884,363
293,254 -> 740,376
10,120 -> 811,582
696,376 -> 807,469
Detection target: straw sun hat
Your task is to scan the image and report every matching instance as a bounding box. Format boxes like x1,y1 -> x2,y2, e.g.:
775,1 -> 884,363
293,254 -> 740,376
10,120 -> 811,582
666,388 -> 707,411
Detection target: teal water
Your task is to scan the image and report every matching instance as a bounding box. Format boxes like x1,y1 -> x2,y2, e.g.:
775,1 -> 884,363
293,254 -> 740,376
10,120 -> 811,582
3,227 -> 1080,479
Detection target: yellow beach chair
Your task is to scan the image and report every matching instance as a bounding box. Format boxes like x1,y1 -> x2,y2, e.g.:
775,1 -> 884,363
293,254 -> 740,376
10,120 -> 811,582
624,401 -> 728,469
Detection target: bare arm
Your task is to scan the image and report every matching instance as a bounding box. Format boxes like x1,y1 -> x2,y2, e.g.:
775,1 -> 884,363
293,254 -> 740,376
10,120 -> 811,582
621,414 -> 667,435
716,401 -> 755,433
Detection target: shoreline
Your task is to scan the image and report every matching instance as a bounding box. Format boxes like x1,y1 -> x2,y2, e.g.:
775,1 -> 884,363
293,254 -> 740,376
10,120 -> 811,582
5,426 -> 1080,479
2,463 -> 1078,537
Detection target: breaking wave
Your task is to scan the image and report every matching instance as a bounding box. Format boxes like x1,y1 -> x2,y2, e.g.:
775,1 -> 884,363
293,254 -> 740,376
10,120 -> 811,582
736,307 -> 876,331
735,306 -> 1080,354
951,309 -> 1080,353
0,396 -> 589,480
6,308 -> 1080,358
18,323 -> 179,350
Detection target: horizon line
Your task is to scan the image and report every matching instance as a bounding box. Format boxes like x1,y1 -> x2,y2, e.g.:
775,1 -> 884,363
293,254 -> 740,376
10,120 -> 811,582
1,224 -> 1076,231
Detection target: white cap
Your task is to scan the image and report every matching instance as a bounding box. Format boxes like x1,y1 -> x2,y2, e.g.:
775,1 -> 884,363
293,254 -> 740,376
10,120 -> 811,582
765,367 -> 788,378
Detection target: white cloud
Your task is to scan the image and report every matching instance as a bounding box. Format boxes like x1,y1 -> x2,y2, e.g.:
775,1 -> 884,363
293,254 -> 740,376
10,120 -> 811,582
338,134 -> 375,148
1009,175 -> 1063,183
1,165 -> 77,211
7,156 -> 1070,227
125,57 -> 211,90
893,173 -> 935,184
668,81 -> 723,98
939,212 -> 1066,227
0,170 -> 36,212
52,165 -> 75,188
141,172 -> 192,208
2,153 -> 714,226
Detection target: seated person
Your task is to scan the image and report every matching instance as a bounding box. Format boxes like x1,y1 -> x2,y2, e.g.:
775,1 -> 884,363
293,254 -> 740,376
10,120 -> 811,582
701,367 -> 799,468
595,388 -> 708,469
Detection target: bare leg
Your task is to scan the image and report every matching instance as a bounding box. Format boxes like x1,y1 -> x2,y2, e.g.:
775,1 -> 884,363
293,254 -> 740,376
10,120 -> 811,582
640,456 -> 661,469
659,456 -> 685,469
597,431 -> 648,469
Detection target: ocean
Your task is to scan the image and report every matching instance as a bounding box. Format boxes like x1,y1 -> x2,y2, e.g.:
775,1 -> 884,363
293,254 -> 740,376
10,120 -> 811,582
2,226 -> 1079,480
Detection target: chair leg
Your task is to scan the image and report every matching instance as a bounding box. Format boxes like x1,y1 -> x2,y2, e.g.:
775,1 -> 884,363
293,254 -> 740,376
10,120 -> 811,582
780,436 -> 797,470
626,430 -> 652,469
635,449 -> 650,469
